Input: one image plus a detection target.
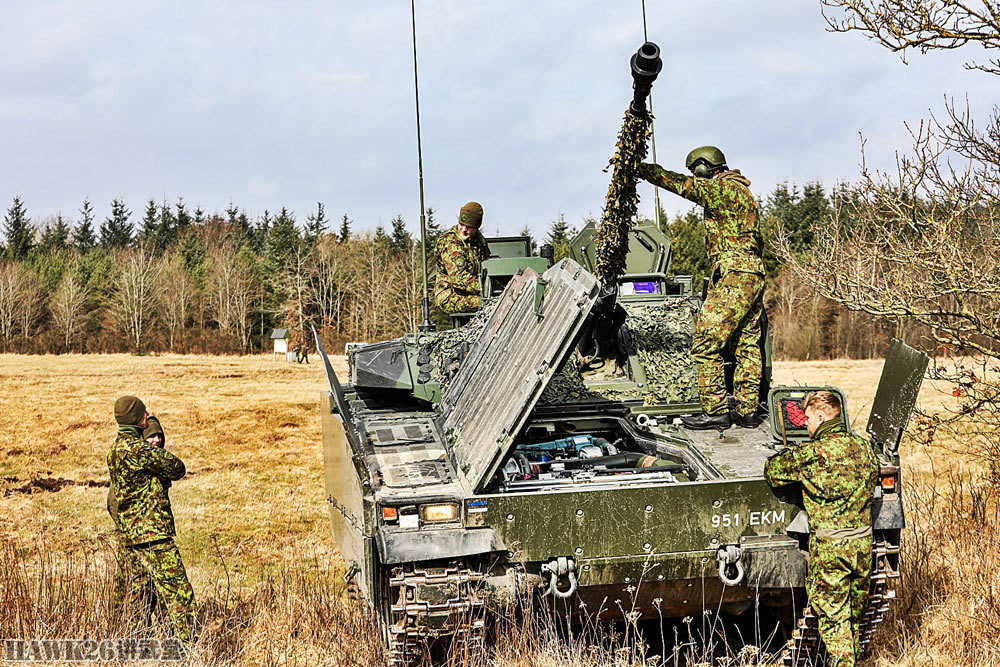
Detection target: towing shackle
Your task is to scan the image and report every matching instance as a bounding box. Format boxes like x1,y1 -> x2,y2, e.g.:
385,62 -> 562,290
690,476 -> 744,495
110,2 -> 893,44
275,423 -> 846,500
716,545 -> 745,586
541,556 -> 578,599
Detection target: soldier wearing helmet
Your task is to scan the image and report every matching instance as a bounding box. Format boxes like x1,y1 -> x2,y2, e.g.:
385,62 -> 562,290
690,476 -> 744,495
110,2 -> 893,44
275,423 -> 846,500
433,201 -> 491,315
638,147 -> 765,430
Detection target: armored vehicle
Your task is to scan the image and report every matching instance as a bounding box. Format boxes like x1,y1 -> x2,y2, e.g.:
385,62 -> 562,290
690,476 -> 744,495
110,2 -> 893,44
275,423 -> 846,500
316,41 -> 928,666
315,248 -> 926,665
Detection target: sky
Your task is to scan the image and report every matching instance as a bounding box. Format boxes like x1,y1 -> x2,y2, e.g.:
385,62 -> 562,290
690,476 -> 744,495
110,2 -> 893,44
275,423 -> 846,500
1,1 -> 996,238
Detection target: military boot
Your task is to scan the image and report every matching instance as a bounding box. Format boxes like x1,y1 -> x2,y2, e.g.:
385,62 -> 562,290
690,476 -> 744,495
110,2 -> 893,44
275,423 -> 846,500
732,411 -> 765,429
681,412 -> 731,430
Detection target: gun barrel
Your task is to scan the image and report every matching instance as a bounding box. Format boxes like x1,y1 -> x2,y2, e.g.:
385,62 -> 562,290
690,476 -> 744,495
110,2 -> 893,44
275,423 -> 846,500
630,42 -> 663,115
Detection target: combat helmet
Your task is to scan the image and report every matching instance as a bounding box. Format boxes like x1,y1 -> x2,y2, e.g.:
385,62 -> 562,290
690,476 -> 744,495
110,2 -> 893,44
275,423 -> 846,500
685,146 -> 727,178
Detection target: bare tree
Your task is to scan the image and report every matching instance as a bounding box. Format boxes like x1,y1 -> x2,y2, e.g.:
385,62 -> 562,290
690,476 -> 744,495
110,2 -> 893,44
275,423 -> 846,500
18,271 -> 44,342
157,253 -> 193,351
110,247 -> 161,352
283,241 -> 313,338
207,241 -> 258,352
309,237 -> 348,332
50,266 -> 89,350
822,0 -> 1000,74
0,262 -> 25,350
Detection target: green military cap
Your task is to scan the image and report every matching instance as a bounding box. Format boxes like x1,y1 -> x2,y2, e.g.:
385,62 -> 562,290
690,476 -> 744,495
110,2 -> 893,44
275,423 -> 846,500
114,395 -> 146,426
143,415 -> 165,443
459,201 -> 484,229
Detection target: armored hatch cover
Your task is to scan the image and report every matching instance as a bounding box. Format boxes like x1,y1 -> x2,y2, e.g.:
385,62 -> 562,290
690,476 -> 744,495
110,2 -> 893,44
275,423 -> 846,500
867,338 -> 929,454
439,259 -> 601,492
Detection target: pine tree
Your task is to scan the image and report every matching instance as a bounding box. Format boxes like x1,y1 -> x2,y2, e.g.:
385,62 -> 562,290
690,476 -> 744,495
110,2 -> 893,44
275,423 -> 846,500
265,207 -> 300,264
255,210 -> 272,253
236,211 -> 252,249
425,206 -> 442,248
547,213 -> 571,261
3,195 -> 33,261
39,214 -> 71,253
304,202 -> 327,245
663,208 -> 710,285
139,199 -> 159,247
338,213 -> 351,243
389,214 -> 411,254
157,199 -> 177,249
194,206 -> 205,224
74,198 -> 96,250
99,197 -> 133,249
519,225 -> 537,255
374,222 -> 390,248
175,197 -> 191,234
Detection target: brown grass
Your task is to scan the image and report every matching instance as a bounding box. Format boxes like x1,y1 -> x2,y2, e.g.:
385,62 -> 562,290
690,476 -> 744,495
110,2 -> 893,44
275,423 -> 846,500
1,354 -> 997,665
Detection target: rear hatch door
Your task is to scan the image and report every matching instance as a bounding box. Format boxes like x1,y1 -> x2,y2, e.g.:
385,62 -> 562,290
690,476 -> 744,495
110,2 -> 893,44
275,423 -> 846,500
439,259 -> 601,492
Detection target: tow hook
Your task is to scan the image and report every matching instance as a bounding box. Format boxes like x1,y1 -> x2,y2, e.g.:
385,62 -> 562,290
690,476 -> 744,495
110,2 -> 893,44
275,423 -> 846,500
540,556 -> 578,599
716,545 -> 745,586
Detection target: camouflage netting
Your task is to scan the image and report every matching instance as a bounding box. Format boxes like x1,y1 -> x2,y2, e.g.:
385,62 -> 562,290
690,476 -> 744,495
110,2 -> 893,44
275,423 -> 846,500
428,294 -> 699,407
427,298 -> 499,393
539,298 -> 701,406
593,108 -> 652,284
622,298 -> 700,404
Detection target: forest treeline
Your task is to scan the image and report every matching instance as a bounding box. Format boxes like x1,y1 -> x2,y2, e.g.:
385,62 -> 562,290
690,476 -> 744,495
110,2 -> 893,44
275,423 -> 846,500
0,184 -> 920,359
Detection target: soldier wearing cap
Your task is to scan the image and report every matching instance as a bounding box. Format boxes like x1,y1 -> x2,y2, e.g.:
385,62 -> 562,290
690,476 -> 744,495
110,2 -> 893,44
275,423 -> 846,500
764,390 -> 879,666
433,201 -> 491,315
638,146 -> 765,430
107,396 -> 195,643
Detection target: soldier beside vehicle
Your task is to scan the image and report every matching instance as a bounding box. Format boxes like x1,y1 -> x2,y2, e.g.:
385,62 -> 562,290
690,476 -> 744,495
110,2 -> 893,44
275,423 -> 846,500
765,390 -> 879,667
107,396 -> 196,645
639,146 -> 765,431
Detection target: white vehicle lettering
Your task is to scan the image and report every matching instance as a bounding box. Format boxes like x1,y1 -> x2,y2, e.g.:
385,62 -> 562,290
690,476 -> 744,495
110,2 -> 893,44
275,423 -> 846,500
712,509 -> 786,528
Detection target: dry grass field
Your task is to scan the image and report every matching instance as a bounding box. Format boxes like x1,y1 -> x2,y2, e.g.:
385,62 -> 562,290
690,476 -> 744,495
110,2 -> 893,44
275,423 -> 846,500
1,353 -> 995,665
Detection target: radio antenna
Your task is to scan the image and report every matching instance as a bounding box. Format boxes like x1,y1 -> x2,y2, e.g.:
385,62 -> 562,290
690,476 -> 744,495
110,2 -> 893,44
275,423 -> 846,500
411,0 -> 435,331
641,0 -> 662,228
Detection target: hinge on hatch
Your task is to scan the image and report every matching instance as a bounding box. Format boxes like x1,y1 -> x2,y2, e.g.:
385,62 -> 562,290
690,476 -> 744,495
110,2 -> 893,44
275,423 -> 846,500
534,278 -> 549,318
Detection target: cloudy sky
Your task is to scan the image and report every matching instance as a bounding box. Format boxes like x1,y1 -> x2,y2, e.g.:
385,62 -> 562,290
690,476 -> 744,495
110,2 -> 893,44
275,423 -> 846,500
1,1 -> 995,237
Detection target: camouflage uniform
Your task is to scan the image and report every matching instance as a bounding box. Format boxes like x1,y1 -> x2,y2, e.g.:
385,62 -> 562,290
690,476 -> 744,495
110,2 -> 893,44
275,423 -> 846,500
433,224 -> 490,314
639,163 -> 764,416
764,418 -> 879,667
108,425 -> 196,642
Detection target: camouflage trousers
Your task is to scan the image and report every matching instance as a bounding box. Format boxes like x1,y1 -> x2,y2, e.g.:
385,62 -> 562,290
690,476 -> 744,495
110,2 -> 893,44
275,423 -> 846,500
691,270 -> 764,415
808,535 -> 872,667
434,287 -> 482,315
114,538 -> 196,643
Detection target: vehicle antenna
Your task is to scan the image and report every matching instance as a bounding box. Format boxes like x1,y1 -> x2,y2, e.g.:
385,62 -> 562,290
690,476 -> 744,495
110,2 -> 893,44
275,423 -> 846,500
641,0 -> 662,229
411,0 -> 435,332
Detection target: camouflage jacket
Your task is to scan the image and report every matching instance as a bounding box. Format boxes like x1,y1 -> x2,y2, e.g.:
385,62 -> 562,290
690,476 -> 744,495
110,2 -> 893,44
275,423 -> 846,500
107,426 -> 186,546
434,225 -> 490,294
764,418 -> 878,536
639,164 -> 764,275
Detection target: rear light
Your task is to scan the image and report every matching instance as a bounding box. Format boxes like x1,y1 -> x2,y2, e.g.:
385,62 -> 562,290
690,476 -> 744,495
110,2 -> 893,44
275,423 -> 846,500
420,503 -> 459,523
381,506 -> 398,523
880,466 -> 899,493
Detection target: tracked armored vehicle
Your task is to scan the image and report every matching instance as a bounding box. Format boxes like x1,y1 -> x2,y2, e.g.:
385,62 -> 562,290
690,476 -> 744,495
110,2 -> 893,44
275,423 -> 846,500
316,42 -> 928,666
316,250 -> 926,665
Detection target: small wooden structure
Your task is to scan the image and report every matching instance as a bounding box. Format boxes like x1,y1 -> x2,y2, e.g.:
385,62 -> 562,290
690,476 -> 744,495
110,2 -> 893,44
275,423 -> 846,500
270,329 -> 290,360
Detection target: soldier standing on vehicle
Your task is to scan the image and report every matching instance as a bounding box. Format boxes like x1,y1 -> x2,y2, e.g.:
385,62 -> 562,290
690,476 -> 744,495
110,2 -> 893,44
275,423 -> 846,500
433,201 -> 491,315
107,396 -> 196,643
764,390 -> 879,667
638,147 -> 764,430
